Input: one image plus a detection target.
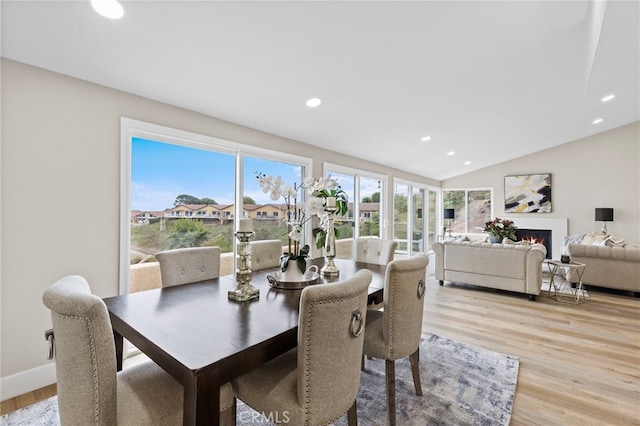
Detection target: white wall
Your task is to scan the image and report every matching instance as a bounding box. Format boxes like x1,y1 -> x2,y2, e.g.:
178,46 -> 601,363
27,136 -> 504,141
442,121 -> 640,241
0,59 -> 439,398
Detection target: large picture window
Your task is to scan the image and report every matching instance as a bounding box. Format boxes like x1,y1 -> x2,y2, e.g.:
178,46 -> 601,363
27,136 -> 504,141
442,188 -> 492,234
121,118 -> 311,295
324,163 -> 386,259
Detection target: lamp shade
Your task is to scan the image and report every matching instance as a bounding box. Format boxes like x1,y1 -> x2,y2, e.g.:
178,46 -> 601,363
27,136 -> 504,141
444,208 -> 455,220
595,208 -> 614,222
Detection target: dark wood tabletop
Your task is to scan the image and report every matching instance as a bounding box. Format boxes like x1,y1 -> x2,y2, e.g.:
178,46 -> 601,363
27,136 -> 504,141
103,258 -> 386,426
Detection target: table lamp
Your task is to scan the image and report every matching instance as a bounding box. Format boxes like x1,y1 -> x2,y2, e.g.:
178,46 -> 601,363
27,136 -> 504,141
444,208 -> 455,237
595,208 -> 613,234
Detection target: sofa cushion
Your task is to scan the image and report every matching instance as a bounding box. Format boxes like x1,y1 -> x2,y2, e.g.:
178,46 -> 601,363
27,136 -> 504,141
443,242 -> 530,280
568,243 -> 640,262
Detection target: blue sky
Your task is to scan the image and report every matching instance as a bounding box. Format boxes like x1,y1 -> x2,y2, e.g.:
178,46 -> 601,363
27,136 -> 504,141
131,138 -> 302,211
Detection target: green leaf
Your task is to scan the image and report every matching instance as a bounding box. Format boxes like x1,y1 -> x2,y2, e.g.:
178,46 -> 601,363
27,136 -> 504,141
296,257 -> 307,274
280,255 -> 290,272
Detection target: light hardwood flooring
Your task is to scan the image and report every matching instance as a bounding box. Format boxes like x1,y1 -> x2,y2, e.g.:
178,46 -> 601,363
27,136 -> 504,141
3,255 -> 639,425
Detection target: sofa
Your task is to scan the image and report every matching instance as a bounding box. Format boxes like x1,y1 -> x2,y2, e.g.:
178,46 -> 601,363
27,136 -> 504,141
564,234 -> 640,295
432,240 -> 547,300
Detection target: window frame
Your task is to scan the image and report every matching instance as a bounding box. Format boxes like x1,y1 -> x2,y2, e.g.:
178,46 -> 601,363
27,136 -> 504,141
120,118 -> 312,295
393,177 -> 440,255
323,162 -> 388,239
441,187 -> 493,235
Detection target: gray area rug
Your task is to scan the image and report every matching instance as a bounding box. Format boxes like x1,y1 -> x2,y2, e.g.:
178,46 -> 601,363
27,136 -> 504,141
1,334 -> 518,426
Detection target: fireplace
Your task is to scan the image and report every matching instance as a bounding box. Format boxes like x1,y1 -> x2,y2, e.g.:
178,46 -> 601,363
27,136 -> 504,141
503,217 -> 567,261
514,229 -> 552,258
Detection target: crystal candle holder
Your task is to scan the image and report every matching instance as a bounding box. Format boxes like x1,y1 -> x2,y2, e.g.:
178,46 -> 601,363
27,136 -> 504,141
320,204 -> 340,277
228,230 -> 260,302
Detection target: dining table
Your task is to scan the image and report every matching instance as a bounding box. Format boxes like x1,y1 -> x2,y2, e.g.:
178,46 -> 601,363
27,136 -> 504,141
103,257 -> 387,426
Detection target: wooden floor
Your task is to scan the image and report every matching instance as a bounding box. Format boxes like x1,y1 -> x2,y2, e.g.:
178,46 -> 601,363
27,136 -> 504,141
3,256 -> 639,425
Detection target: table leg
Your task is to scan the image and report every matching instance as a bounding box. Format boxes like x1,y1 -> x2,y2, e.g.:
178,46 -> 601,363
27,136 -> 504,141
547,264 -> 559,300
183,371 -> 221,426
573,267 -> 587,302
113,330 -> 124,372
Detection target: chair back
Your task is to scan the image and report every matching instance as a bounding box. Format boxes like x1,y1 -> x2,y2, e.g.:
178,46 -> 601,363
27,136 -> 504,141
250,239 -> 282,270
156,246 -> 221,287
354,237 -> 397,265
297,269 -> 372,424
42,275 -> 118,425
383,254 -> 429,359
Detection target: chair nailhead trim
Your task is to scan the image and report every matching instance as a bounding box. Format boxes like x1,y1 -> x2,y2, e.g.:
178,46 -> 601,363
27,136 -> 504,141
57,314 -> 101,423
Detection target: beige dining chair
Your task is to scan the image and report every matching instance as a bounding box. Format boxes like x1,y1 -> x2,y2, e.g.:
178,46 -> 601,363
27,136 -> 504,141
231,269 -> 373,426
42,274 -> 235,425
249,239 -> 283,271
361,254 -> 429,426
354,237 -> 398,265
156,246 -> 221,287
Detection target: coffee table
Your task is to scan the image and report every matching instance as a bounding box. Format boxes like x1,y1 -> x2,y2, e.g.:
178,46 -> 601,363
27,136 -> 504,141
544,259 -> 587,303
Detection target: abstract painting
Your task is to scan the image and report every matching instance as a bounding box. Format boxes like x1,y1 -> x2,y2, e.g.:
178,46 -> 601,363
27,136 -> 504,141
504,173 -> 552,213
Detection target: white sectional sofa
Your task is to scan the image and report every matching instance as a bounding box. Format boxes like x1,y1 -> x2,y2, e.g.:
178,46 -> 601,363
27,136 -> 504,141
432,240 -> 547,300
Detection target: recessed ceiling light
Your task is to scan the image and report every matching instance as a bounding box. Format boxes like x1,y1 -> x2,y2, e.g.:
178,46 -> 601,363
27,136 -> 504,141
306,98 -> 322,108
601,94 -> 615,102
464,161 -> 471,166
447,151 -> 455,156
91,0 -> 124,19
421,136 -> 431,142
592,118 -> 604,124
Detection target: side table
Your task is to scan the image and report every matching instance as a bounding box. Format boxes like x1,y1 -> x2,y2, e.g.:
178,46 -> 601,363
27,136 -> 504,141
544,260 -> 587,303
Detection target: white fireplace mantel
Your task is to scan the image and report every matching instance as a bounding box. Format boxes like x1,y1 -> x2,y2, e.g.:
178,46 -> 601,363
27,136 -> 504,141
503,217 -> 568,259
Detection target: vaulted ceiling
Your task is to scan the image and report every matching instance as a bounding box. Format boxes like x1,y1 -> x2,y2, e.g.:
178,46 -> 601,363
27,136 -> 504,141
2,1 -> 639,180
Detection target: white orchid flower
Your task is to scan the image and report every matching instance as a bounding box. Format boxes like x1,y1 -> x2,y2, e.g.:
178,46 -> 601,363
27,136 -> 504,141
270,186 -> 283,200
282,185 -> 297,200
305,196 -> 325,216
324,177 -> 339,190
302,177 -> 316,188
258,175 -> 272,191
288,224 -> 303,241
317,211 -> 329,230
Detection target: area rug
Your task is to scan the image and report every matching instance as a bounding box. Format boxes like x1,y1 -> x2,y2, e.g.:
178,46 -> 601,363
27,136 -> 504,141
1,334 -> 518,426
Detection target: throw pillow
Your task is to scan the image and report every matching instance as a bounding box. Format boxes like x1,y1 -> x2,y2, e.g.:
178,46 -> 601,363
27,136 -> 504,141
581,233 -> 610,246
606,236 -> 625,247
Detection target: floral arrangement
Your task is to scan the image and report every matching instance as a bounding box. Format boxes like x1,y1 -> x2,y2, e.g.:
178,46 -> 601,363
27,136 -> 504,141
484,217 -> 517,240
256,173 -> 348,273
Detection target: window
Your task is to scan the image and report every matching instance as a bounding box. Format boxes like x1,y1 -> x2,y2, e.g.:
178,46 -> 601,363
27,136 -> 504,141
121,118 -> 311,295
442,188 -> 492,234
242,156 -> 305,247
323,163 -> 387,259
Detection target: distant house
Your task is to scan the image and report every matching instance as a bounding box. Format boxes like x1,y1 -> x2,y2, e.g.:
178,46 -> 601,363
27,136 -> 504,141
251,204 -> 286,220
131,210 -> 164,224
147,202 -> 374,224
359,202 -> 380,221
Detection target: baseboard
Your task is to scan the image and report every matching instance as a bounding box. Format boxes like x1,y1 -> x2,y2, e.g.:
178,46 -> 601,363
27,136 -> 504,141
0,363 -> 56,401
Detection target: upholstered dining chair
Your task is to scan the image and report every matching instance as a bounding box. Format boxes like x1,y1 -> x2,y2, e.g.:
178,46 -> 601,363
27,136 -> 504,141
156,246 -> 221,287
249,239 -> 283,271
231,269 -> 373,426
354,237 -> 398,265
42,275 -> 235,425
361,254 -> 429,426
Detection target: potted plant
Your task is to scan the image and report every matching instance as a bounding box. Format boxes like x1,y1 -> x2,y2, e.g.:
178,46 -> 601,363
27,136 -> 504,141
484,217 -> 517,243
256,173 -> 348,278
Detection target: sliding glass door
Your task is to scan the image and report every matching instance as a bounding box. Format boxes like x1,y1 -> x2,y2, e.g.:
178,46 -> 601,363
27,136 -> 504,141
394,180 -> 439,255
